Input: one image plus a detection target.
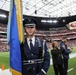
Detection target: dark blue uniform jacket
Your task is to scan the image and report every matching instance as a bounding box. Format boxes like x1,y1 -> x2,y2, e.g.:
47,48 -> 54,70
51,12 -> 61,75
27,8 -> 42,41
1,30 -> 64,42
59,41 -> 71,59
21,37 -> 50,75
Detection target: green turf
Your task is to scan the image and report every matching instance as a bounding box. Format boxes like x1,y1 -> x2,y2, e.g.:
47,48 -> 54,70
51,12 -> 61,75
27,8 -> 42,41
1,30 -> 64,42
71,47 -> 76,53
47,65 -> 54,75
47,57 -> 76,75
68,57 -> 76,75
0,52 -> 9,69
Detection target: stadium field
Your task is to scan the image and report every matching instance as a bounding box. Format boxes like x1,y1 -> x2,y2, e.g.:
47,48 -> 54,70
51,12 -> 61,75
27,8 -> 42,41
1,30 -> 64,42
71,47 -> 76,53
47,57 -> 76,75
0,47 -> 76,75
0,52 -> 9,69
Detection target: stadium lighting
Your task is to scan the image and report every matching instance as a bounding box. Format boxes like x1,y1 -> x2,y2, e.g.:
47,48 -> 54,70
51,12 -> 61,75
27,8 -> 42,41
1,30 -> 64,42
0,14 -> 7,18
41,20 -> 47,23
63,19 -> 65,22
41,20 -> 58,23
53,20 -> 58,23
47,20 -> 53,23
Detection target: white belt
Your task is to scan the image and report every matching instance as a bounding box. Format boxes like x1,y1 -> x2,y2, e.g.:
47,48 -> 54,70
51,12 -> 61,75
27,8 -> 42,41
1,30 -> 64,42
22,59 -> 43,65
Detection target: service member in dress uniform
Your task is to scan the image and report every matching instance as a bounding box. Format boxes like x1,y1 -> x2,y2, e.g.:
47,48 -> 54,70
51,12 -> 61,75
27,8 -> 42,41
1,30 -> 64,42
21,18 -> 50,75
59,37 -> 73,75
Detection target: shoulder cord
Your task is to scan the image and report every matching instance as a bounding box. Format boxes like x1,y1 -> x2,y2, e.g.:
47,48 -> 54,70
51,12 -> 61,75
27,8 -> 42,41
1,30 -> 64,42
37,38 -> 45,58
36,38 -> 45,74
42,40 -> 45,58
37,38 -> 41,47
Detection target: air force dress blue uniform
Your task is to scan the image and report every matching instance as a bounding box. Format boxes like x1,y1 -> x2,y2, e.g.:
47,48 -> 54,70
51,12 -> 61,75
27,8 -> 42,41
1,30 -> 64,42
21,18 -> 50,75
59,41 -> 72,75
59,41 -> 71,59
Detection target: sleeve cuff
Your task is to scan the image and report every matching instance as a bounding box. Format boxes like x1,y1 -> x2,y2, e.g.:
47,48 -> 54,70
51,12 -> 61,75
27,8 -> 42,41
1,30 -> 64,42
41,69 -> 46,75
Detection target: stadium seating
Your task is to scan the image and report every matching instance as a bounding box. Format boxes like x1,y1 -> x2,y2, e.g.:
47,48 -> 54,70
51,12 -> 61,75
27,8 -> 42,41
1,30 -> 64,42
0,23 -> 76,52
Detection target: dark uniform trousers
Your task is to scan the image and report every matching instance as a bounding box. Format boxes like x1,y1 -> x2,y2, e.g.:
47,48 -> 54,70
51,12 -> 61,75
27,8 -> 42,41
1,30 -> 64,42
21,38 -> 50,75
51,49 -> 64,75
53,64 -> 64,75
63,59 -> 68,75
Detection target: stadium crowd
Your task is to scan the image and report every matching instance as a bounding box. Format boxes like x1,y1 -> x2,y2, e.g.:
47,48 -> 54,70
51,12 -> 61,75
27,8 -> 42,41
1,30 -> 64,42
0,23 -> 8,52
0,23 -> 76,52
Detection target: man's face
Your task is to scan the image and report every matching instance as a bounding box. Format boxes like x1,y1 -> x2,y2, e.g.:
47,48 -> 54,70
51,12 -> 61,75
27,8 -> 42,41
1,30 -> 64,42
25,26 -> 36,37
63,38 -> 67,42
54,42 -> 58,47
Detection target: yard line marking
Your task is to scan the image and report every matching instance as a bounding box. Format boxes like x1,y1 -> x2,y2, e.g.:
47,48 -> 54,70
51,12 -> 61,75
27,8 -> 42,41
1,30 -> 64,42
50,59 -> 52,65
69,53 -> 76,58
67,68 -> 74,72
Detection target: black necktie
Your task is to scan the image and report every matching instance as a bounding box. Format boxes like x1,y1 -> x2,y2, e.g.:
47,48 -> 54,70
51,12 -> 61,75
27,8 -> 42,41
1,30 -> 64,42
29,39 -> 33,50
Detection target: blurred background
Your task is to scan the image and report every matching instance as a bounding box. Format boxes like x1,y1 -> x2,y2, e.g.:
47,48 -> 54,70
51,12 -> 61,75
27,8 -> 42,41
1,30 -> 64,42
0,0 -> 76,75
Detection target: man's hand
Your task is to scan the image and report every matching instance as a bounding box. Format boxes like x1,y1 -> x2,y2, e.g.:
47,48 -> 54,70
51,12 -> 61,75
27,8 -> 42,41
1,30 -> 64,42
69,47 -> 73,51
